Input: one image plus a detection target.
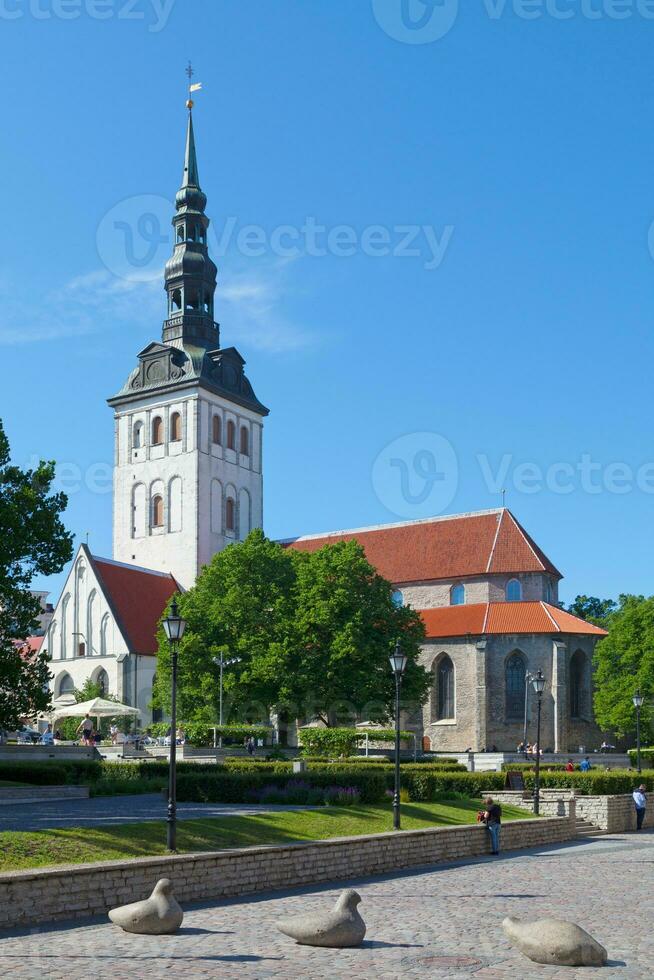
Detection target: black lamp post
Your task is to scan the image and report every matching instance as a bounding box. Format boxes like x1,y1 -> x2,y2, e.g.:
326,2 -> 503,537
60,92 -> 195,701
389,639 -> 408,831
163,597 -> 186,852
633,690 -> 644,774
531,669 -> 546,815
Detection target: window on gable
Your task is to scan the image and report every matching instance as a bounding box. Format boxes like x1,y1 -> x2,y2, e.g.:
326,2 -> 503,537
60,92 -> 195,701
450,583 -> 465,606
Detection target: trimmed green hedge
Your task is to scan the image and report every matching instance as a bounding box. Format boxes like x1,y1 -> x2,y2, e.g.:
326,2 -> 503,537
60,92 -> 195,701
298,727 -> 413,757
501,763 -> 569,772
522,770 -> 654,795
176,769 -> 387,804
0,760 -> 103,785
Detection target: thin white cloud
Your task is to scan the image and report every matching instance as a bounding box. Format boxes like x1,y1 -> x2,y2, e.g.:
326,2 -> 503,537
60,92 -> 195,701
0,261 -> 316,353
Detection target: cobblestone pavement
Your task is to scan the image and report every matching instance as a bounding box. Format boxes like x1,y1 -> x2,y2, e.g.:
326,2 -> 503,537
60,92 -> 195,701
0,794 -> 315,832
0,831 -> 652,979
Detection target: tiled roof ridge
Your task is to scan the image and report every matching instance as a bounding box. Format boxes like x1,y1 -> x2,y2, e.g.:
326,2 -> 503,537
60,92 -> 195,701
279,508 -> 505,544
485,509 -> 505,573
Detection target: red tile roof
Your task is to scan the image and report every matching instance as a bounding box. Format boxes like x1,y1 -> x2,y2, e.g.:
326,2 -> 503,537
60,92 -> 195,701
14,636 -> 44,658
89,552 -> 180,655
284,509 -> 561,583
420,602 -> 607,639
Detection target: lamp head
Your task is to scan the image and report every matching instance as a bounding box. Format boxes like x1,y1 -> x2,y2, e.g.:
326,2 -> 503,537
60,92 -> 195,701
163,597 -> 186,643
389,639 -> 408,677
531,669 -> 546,695
633,690 -> 645,709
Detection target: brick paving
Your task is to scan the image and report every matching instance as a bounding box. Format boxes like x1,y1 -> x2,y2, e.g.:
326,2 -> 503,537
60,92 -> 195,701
0,831 -> 651,979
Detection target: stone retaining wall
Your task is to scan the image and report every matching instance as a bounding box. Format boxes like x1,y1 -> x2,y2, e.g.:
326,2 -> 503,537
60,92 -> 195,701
0,814 -> 574,932
0,786 -> 89,806
487,790 -> 653,833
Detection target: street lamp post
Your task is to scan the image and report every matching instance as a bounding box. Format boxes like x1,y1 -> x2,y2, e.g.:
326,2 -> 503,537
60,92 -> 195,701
212,654 -> 241,748
522,671 -> 533,752
531,669 -> 546,816
163,598 -> 186,852
633,690 -> 645,774
389,639 -> 408,831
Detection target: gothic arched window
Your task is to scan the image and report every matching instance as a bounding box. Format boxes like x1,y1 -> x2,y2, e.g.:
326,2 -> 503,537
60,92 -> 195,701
226,496 -> 236,532
570,649 -> 586,718
170,412 -> 182,442
212,415 -> 222,445
152,416 -> 164,446
227,420 -> 236,450
505,652 -> 526,720
240,426 -> 249,456
95,668 -> 109,697
450,584 -> 465,606
133,421 -> 143,449
437,656 -> 455,720
506,579 -> 522,602
57,672 -> 74,698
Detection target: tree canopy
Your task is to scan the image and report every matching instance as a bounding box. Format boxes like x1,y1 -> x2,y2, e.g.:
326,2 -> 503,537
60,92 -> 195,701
0,419 -> 73,730
568,595 -> 617,628
153,529 -> 430,732
593,594 -> 654,742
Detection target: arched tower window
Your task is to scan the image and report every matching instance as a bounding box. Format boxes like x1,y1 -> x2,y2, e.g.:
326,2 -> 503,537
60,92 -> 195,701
506,579 -> 522,602
152,494 -> 164,528
170,412 -> 182,442
437,656 -> 455,720
133,421 -> 143,449
450,584 -> 465,606
171,288 -> 182,312
570,650 -> 586,718
505,652 -> 527,720
226,496 -> 236,532
152,416 -> 164,446
240,425 -> 249,455
391,589 -> 404,608
227,420 -> 236,450
212,415 -> 222,445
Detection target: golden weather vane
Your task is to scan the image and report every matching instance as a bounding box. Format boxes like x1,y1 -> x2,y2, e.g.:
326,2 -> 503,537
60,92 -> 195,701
186,61 -> 203,109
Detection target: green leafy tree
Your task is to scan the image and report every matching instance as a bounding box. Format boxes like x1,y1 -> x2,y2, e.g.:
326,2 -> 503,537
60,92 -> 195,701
568,595 -> 617,627
153,530 -> 430,731
593,594 -> 654,742
0,420 -> 73,730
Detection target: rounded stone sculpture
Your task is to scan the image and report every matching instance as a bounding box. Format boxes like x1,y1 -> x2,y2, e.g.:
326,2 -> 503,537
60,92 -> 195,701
502,916 -> 607,967
276,888 -> 366,948
108,878 -> 184,935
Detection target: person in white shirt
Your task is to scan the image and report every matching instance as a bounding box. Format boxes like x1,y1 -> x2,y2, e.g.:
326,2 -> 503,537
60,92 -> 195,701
633,785 -> 647,831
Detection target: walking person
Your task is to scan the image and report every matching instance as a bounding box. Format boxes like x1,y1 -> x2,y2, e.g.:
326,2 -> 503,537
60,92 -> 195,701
483,796 -> 502,855
76,714 -> 93,746
633,784 -> 647,831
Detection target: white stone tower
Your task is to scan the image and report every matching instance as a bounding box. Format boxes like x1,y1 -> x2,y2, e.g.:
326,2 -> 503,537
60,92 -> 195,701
108,104 -> 269,589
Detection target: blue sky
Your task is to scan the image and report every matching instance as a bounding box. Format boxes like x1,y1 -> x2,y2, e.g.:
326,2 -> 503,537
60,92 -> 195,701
2,0 -> 653,605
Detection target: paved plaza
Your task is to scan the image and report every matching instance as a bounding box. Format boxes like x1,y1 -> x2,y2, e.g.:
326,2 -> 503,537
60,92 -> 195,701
0,830 -> 652,979
0,794 -> 311,832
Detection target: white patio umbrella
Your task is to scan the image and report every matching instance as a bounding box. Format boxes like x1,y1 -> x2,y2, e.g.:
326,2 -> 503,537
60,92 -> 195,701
52,697 -> 139,731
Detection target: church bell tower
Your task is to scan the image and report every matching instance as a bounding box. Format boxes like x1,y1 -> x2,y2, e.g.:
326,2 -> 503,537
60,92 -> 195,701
108,88 -> 269,590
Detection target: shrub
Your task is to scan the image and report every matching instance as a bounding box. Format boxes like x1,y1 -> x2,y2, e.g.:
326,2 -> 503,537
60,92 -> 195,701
90,777 -> 167,797
298,727 -> 413,758
176,768 -> 386,804
501,762 -> 569,772
522,770 -> 654,795
0,760 -> 102,785
628,749 -> 654,768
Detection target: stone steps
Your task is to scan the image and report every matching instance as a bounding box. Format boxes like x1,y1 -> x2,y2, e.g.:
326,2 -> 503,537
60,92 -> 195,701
575,818 -> 604,838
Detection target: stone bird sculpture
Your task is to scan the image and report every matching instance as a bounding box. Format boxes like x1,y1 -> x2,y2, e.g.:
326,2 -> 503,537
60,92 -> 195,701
502,916 -> 607,967
276,888 -> 367,948
108,878 -> 184,935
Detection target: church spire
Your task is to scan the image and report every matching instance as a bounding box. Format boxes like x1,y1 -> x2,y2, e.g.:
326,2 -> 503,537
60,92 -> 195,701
163,70 -> 218,349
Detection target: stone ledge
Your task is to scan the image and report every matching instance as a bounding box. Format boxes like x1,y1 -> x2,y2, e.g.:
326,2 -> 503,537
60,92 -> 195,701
0,785 -> 89,806
0,816 -> 573,931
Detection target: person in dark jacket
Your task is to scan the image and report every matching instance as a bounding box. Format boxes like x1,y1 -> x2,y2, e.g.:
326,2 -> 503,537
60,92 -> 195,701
483,796 -> 502,855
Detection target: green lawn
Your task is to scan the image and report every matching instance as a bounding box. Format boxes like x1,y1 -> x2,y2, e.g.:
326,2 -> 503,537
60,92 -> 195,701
0,799 -> 531,872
